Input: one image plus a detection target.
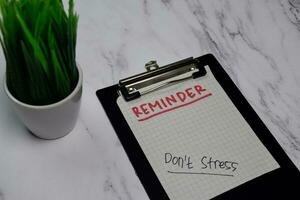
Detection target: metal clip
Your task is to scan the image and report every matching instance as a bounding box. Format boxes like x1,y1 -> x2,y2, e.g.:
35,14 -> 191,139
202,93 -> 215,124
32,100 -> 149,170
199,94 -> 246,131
119,57 -> 207,101
145,61 -> 159,71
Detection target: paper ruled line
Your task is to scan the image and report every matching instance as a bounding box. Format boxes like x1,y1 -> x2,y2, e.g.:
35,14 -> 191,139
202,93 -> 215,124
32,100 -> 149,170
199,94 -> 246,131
167,170 -> 234,177
138,93 -> 212,122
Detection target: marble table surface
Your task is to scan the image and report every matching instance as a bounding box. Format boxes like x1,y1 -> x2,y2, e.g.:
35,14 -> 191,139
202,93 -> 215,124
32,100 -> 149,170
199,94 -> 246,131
0,0 -> 300,199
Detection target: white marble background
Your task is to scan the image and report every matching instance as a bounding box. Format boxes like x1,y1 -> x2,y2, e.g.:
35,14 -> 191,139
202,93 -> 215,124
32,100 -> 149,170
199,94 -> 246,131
0,0 -> 300,199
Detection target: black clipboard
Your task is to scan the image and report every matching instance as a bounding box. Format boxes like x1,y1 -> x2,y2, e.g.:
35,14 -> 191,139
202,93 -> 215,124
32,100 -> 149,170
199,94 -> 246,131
96,54 -> 300,199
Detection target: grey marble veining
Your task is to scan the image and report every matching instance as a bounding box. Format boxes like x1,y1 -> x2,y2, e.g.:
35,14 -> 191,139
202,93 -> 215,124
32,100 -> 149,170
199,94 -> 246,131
0,0 -> 299,199
0,191 -> 4,200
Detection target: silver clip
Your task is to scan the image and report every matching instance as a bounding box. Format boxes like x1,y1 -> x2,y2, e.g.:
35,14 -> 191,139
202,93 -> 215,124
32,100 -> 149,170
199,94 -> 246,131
118,57 -> 206,101
145,61 -> 159,71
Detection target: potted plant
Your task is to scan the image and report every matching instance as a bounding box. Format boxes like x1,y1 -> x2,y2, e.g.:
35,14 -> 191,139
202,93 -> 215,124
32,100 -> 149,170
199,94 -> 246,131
0,0 -> 82,139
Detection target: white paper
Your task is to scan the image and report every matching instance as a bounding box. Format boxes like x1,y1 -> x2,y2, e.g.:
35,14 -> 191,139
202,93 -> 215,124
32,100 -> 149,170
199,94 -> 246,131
117,66 -> 279,200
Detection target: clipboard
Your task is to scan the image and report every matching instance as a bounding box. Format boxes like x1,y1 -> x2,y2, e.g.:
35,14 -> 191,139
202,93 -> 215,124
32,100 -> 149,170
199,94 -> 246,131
96,54 -> 300,199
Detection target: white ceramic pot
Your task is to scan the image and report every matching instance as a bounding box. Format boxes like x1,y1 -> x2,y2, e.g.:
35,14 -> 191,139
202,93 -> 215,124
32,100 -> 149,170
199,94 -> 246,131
4,66 -> 83,140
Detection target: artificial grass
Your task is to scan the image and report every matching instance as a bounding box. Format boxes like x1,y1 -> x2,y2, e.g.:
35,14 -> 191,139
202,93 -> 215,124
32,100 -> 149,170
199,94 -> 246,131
0,0 -> 79,105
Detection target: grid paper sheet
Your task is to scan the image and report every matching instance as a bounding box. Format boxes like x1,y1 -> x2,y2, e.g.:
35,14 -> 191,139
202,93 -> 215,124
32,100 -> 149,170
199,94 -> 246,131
117,66 -> 279,200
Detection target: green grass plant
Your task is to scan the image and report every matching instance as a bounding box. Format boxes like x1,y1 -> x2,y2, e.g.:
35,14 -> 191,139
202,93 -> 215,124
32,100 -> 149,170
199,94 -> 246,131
0,0 -> 79,105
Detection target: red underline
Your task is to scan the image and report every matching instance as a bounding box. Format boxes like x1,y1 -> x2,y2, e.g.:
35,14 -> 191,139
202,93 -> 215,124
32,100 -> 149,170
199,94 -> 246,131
137,93 -> 212,122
